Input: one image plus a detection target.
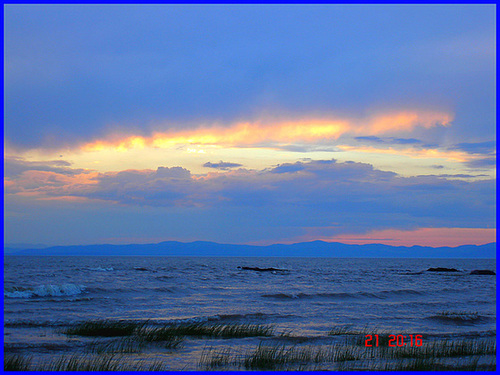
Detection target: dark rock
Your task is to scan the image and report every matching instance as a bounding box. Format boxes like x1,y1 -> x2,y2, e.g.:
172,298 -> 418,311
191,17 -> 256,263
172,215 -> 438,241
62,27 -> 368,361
238,266 -> 288,272
427,267 -> 460,272
470,269 -> 496,275
134,267 -> 149,271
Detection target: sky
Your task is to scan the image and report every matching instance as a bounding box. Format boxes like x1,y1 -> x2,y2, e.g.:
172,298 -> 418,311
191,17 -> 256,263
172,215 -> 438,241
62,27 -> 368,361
3,4 -> 496,248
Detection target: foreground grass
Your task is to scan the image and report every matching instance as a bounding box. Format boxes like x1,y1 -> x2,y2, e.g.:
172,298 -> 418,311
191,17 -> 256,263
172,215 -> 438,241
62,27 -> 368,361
199,338 -> 497,371
4,355 -> 32,371
3,354 -> 167,371
64,320 -> 273,340
384,339 -> 496,359
7,322 -> 497,371
137,322 -> 273,339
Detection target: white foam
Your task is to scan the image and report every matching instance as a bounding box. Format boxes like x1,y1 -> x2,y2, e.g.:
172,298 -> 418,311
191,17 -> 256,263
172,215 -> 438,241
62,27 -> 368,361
88,267 -> 114,272
4,284 -> 87,298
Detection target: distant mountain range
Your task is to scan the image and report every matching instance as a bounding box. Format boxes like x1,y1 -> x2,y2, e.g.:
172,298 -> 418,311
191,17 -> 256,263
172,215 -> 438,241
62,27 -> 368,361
3,240 -> 497,258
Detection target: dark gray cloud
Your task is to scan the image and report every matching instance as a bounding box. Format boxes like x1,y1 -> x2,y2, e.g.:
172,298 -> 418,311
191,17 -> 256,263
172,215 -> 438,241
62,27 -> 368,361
4,5 -> 495,149
203,161 -> 243,170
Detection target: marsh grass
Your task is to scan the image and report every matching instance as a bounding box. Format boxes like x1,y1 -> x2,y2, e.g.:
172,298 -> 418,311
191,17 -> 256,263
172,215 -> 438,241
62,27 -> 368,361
63,320 -> 143,337
87,337 -> 147,354
4,354 -> 32,371
328,326 -> 359,336
199,336 -> 496,371
9,321 -> 497,371
384,339 -> 496,359
137,322 -> 273,339
200,342 -> 363,370
65,320 -> 272,353
242,343 -> 292,370
352,331 -> 395,347
199,346 -> 233,369
44,354 -> 123,371
4,354 -> 169,372
377,356 -> 492,371
136,329 -> 185,349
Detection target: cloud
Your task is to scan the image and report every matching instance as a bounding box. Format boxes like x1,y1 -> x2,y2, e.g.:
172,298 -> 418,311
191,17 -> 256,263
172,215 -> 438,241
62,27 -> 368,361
4,156 -> 85,177
270,162 -> 307,174
416,174 -> 489,178
464,157 -> 496,169
313,227 -> 496,247
273,144 -> 341,153
355,136 -> 424,145
5,159 -> 495,236
52,110 -> 452,153
450,141 -> 496,154
4,5 -> 493,153
203,161 -> 243,170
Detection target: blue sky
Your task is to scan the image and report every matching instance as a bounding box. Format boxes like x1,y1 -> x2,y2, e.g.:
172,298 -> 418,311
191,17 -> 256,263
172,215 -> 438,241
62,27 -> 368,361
4,4 -> 496,247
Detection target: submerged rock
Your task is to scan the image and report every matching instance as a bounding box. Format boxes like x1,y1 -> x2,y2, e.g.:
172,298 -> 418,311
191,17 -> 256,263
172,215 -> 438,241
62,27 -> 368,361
427,267 -> 460,272
237,266 -> 288,272
470,269 -> 496,275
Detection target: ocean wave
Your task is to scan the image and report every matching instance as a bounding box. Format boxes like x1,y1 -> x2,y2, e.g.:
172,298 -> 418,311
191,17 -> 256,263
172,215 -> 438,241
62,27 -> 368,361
155,275 -> 175,280
426,312 -> 490,325
4,319 -> 71,327
153,287 -> 176,293
211,312 -> 269,322
4,284 -> 87,299
88,267 -> 114,272
262,289 -> 424,300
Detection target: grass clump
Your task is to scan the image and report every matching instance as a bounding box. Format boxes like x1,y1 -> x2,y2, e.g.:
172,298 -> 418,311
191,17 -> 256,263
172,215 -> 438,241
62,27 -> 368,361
242,343 -> 291,370
43,354 -> 123,371
386,339 -> 496,359
4,354 -> 32,371
138,322 -> 273,339
328,326 -> 360,336
136,328 -> 185,349
36,354 -> 168,371
199,347 -> 233,369
87,337 -> 147,354
64,320 -> 142,337
240,342 -> 361,370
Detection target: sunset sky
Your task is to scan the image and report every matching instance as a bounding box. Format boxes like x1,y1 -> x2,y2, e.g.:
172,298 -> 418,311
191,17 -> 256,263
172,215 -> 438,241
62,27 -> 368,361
4,4 -> 496,248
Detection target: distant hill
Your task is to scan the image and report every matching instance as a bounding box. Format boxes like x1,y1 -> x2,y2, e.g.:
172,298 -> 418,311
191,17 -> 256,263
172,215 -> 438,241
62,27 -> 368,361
3,241 -> 497,258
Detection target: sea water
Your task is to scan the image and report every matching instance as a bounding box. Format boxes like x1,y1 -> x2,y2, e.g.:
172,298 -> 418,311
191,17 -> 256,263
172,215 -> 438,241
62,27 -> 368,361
4,256 -> 496,370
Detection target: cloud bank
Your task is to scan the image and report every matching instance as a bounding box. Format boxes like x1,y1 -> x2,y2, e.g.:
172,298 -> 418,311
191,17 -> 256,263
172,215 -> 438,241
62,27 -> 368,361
5,158 -> 495,238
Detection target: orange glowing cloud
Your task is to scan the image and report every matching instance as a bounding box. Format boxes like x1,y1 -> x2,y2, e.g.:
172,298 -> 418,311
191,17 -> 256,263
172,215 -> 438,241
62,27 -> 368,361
319,227 -> 496,247
81,110 -> 452,152
4,170 -> 100,197
337,145 -> 475,163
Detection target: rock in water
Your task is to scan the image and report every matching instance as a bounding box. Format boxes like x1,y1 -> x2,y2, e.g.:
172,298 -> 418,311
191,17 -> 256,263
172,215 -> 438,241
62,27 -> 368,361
427,267 -> 460,272
470,269 -> 496,275
237,266 -> 288,272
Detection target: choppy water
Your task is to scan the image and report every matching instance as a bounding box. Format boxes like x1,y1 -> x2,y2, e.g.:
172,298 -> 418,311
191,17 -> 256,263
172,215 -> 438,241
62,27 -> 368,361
3,256 -> 496,369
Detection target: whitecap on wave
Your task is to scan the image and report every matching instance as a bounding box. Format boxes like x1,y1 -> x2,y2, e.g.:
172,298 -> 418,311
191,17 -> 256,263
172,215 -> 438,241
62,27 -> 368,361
4,284 -> 87,298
